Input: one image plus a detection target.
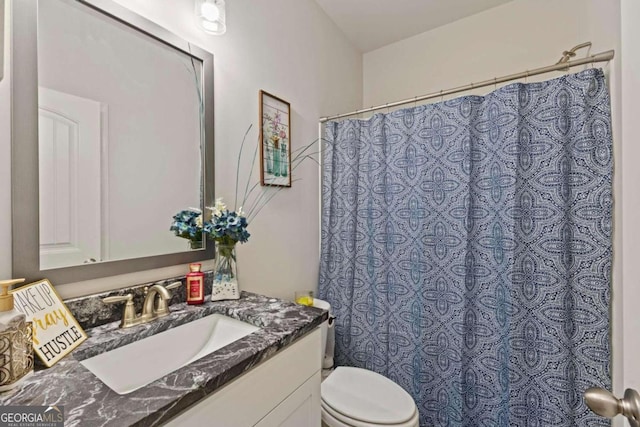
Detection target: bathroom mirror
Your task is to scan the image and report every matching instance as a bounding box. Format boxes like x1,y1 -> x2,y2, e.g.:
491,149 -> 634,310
12,0 -> 215,284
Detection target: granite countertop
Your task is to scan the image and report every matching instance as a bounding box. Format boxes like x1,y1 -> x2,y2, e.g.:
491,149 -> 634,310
0,292 -> 327,427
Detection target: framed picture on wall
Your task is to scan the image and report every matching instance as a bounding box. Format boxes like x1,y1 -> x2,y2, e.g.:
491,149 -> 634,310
260,90 -> 292,187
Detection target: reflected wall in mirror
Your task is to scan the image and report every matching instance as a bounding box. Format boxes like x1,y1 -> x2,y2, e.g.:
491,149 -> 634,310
12,0 -> 215,284
1,0 -> 4,82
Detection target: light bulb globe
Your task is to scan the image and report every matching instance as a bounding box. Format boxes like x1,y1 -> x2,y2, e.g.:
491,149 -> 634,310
200,2 -> 220,21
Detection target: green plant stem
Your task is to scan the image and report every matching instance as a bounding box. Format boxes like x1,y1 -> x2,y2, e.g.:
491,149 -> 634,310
242,145 -> 321,214
247,179 -> 303,222
241,120 -> 263,209
216,242 -> 237,261
246,152 -> 320,220
234,125 -> 253,210
186,43 -> 207,210
213,236 -> 239,246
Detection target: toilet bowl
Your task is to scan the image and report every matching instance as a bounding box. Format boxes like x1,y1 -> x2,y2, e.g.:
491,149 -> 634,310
313,299 -> 419,427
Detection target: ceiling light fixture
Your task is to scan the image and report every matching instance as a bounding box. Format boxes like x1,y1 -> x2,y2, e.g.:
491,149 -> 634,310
195,0 -> 226,35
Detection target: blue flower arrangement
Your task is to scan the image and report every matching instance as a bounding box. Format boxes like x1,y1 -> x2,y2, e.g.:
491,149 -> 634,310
170,208 -> 205,244
170,199 -> 249,247
203,198 -> 250,246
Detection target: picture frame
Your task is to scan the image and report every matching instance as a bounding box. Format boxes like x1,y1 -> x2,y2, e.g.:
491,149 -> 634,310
260,90 -> 292,187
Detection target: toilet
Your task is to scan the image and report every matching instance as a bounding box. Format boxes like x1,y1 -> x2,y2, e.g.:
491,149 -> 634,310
313,299 -> 420,427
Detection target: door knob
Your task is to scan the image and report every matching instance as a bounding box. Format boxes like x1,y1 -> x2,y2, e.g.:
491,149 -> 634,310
585,387 -> 640,427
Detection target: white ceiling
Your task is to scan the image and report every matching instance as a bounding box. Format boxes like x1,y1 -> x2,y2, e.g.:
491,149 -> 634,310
314,0 -> 514,53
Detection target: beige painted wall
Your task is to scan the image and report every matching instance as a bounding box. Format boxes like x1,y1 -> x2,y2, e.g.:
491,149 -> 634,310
0,0 -> 362,301
362,0 -> 627,417
363,0 -> 619,107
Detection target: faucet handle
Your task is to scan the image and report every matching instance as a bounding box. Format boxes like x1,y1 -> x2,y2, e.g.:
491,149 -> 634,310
103,294 -> 133,304
103,294 -> 138,328
143,282 -> 180,295
165,281 -> 182,291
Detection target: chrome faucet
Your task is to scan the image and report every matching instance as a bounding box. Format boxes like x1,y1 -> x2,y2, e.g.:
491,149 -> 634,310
103,281 -> 182,328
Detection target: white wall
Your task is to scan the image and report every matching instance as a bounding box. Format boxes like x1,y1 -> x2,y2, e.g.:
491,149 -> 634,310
362,0 -> 626,415
621,0 -> 640,399
0,0 -> 362,300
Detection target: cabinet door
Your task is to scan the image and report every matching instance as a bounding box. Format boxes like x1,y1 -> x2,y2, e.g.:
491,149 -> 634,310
164,329 -> 321,427
254,371 -> 321,427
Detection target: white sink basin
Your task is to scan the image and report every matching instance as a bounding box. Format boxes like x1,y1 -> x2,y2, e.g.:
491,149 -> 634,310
80,314 -> 260,395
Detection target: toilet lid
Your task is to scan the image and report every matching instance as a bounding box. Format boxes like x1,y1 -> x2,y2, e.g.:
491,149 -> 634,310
321,367 -> 416,425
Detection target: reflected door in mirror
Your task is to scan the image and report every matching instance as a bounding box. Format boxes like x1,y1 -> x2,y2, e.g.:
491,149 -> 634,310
39,88 -> 103,269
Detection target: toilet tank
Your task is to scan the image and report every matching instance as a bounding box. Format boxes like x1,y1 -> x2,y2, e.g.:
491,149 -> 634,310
312,298 -> 334,370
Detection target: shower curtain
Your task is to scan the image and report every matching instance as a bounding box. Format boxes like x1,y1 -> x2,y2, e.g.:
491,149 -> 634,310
319,69 -> 612,426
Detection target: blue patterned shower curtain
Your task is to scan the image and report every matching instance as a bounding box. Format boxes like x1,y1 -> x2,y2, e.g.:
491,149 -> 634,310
319,69 -> 612,426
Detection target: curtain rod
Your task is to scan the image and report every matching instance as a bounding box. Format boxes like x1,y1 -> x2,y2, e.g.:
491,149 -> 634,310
319,49 -> 615,123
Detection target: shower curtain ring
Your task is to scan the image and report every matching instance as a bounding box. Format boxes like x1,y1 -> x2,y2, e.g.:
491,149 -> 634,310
414,96 -> 418,108
525,70 -> 529,83
494,77 -> 498,91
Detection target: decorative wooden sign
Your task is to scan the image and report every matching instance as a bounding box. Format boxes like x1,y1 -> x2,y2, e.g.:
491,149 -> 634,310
11,279 -> 87,367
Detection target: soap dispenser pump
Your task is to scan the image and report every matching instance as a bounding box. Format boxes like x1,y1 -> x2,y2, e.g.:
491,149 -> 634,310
0,278 -> 34,391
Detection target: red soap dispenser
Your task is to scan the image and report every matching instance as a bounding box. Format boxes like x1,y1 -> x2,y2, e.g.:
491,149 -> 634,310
186,263 -> 205,305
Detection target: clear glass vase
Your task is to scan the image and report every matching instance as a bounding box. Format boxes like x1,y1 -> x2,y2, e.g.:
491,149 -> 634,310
212,242 -> 240,301
266,145 -> 273,174
272,137 -> 281,177
280,140 -> 288,177
188,239 -> 203,250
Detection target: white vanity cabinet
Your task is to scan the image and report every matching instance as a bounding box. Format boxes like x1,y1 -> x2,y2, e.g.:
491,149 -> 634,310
164,328 -> 322,427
